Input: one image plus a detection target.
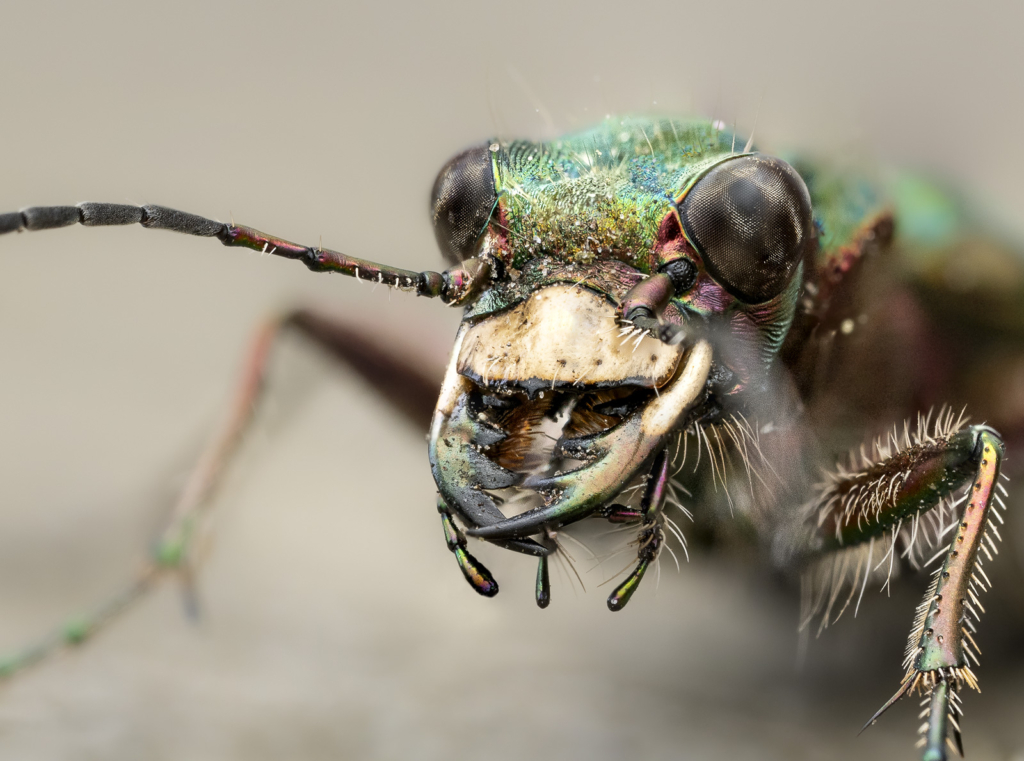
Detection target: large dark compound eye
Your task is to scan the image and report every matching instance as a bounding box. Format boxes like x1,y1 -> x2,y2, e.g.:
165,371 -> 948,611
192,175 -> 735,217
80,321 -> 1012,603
431,144 -> 498,265
679,154 -> 812,304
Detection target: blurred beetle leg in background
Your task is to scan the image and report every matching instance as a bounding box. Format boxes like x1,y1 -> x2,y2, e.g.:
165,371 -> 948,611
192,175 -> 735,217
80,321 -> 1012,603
0,308 -> 445,678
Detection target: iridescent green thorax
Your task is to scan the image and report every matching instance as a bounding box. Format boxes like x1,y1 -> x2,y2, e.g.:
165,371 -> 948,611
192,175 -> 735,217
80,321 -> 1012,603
492,117 -> 738,273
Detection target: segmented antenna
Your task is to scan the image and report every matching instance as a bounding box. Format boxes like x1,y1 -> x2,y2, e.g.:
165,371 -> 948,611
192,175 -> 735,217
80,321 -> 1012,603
0,202 -> 490,304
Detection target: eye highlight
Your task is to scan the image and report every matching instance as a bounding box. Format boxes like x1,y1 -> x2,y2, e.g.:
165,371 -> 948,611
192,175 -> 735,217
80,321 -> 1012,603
431,144 -> 498,266
678,154 -> 812,304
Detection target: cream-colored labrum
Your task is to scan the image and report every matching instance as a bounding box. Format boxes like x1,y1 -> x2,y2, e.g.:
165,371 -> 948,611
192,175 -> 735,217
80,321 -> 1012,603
457,284 -> 686,391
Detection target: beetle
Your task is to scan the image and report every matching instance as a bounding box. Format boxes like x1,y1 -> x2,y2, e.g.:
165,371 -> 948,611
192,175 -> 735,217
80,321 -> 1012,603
2,116 -> 1022,759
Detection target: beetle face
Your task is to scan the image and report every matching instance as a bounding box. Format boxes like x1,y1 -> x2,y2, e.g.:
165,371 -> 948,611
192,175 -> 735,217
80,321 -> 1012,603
427,118 -> 811,546
428,284 -> 712,547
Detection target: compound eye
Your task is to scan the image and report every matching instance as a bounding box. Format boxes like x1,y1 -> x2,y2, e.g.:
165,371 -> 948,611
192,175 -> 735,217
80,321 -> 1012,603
678,154 -> 812,304
431,144 -> 498,266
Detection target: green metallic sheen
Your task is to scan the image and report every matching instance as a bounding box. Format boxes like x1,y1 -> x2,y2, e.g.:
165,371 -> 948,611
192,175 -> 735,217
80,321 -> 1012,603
453,547 -> 499,597
493,117 -> 739,273
439,508 -> 465,553
607,559 -> 649,611
467,117 -> 808,381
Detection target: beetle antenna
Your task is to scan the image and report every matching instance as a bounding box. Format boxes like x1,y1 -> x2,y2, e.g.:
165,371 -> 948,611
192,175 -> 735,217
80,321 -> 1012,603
0,204 -> 490,305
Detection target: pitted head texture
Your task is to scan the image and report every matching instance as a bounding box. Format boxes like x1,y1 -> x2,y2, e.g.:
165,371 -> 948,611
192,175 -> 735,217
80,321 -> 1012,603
679,154 -> 811,304
431,143 -> 497,265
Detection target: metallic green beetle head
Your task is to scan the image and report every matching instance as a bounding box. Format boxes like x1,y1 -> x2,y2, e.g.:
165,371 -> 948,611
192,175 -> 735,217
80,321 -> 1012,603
426,117 -> 813,548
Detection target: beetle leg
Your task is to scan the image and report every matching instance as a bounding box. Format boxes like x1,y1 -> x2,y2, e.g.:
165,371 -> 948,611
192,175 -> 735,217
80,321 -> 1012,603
607,448 -> 670,611
0,308 -> 447,678
795,418 -> 1005,760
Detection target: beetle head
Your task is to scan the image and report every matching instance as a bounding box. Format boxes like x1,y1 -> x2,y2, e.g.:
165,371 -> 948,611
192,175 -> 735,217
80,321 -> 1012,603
425,119 -> 813,546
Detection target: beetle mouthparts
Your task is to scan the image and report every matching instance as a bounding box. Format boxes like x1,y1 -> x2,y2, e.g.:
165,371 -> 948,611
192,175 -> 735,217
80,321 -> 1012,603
466,340 -> 712,540
428,279 -> 709,548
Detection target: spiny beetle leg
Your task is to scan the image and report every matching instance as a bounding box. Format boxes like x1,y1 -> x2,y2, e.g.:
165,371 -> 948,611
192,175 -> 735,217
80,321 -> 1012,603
607,448 -> 670,611
920,678 -> 962,761
438,498 -> 498,597
804,418 -> 1005,759
884,428 -> 1002,759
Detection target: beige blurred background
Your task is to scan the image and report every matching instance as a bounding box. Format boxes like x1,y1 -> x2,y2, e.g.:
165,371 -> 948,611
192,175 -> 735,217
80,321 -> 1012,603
1,1 -> 1023,759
